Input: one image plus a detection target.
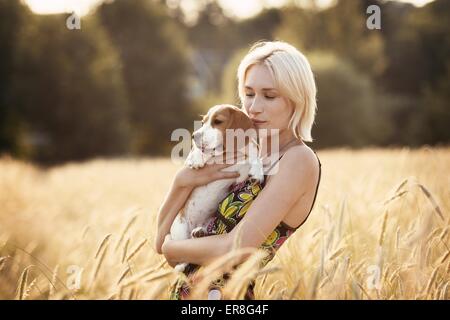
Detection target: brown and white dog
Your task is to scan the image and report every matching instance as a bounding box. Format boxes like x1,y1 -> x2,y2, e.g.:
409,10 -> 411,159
170,104 -> 264,272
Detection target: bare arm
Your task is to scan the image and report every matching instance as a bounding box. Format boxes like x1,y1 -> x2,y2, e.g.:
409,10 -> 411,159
154,182 -> 193,254
162,232 -> 232,266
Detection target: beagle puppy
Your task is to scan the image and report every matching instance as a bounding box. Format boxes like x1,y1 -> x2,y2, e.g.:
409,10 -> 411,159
170,104 -> 264,273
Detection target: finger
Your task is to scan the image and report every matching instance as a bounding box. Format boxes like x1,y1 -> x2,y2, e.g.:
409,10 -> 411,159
215,171 -> 240,180
212,162 -> 234,169
217,156 -> 241,168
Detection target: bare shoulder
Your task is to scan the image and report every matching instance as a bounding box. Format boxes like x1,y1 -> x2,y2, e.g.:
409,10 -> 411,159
280,144 -> 319,174
265,144 -> 319,188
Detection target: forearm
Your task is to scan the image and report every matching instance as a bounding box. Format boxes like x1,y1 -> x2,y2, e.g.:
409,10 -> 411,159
154,181 -> 193,254
162,233 -> 231,266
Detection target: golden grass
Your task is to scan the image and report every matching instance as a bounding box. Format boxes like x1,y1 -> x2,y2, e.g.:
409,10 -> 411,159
0,147 -> 449,300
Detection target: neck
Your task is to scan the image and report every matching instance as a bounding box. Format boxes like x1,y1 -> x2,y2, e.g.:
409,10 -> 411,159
258,129 -> 301,159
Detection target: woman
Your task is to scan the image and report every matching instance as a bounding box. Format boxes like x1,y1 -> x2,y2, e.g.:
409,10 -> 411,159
155,40 -> 322,300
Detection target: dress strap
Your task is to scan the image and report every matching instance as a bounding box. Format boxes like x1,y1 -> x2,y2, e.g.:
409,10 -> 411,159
313,150 -> 322,168
264,154 -> 284,177
310,150 -> 322,211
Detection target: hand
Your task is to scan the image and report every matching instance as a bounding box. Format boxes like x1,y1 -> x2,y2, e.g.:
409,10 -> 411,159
174,157 -> 241,188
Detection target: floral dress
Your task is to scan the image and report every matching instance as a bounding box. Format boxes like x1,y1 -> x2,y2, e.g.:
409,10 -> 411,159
169,151 -> 322,300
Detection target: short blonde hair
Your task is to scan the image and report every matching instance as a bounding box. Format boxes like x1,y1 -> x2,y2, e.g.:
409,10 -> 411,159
237,41 -> 317,142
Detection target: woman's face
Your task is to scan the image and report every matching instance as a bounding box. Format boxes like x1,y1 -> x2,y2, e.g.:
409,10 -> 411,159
243,63 -> 294,134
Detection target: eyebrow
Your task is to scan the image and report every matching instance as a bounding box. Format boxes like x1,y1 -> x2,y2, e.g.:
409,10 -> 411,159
244,86 -> 277,91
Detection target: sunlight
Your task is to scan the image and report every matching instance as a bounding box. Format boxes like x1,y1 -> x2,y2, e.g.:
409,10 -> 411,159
24,0 -> 436,18
24,0 -> 103,15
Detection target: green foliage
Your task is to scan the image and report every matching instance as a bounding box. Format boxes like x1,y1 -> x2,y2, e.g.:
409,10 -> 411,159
98,0 -> 195,155
309,52 -> 394,148
421,63 -> 450,144
1,0 -> 449,163
0,0 -> 30,156
11,13 -> 131,163
381,0 -> 450,144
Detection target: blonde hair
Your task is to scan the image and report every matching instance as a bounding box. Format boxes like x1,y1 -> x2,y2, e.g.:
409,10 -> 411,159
237,40 -> 317,142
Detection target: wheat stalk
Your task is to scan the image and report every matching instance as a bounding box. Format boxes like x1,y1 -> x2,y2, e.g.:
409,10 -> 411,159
115,212 -> 139,251
92,247 -> 108,283
117,266 -> 131,285
379,210 -> 388,246
16,265 -> 33,300
126,239 -> 147,262
48,264 -> 59,298
122,237 -> 130,263
0,255 -> 9,271
95,234 -> 112,258
416,183 -> 445,221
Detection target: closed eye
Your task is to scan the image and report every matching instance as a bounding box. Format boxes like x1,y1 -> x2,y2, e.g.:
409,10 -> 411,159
213,119 -> 223,125
245,93 -> 276,99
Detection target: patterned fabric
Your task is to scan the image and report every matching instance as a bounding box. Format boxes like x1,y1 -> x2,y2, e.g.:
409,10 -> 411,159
169,151 -> 322,300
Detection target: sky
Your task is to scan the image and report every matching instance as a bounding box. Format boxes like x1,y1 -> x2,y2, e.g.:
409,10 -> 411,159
24,0 -> 436,19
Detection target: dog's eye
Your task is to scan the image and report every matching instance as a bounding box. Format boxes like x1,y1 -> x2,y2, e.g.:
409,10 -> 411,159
213,119 -> 223,125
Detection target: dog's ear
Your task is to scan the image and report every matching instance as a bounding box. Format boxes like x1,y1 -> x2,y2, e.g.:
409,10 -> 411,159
224,107 -> 257,152
229,107 -> 254,131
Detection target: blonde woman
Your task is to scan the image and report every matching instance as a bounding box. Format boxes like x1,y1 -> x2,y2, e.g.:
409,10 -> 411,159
155,40 -> 322,300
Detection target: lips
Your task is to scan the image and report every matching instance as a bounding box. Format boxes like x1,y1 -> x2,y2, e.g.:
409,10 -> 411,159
251,119 -> 267,125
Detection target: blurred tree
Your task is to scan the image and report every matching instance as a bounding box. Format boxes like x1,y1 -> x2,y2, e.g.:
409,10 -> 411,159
411,0 -> 450,144
309,52 -> 394,148
217,48 -> 248,106
275,6 -> 326,52
11,14 -> 131,163
187,4 -> 282,106
98,0 -> 195,155
421,62 -> 450,145
0,0 -> 29,157
380,0 -> 450,145
228,8 -> 282,50
190,47 -> 246,116
186,1 -> 234,93
376,1 -> 420,93
277,1 -> 386,79
2,0 -> 448,159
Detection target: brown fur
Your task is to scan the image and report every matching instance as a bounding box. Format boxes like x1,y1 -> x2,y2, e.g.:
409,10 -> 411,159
209,105 -> 256,153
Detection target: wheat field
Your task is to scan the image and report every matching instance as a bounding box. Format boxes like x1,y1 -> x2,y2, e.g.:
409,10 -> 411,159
0,147 -> 449,300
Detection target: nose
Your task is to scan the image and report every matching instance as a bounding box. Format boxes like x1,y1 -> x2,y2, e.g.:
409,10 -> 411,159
248,95 -> 263,114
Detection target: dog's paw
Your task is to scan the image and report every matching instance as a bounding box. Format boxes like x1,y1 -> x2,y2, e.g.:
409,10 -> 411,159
185,148 -> 206,169
234,172 -> 247,184
174,262 -> 188,273
249,161 -> 264,183
191,226 -> 208,238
